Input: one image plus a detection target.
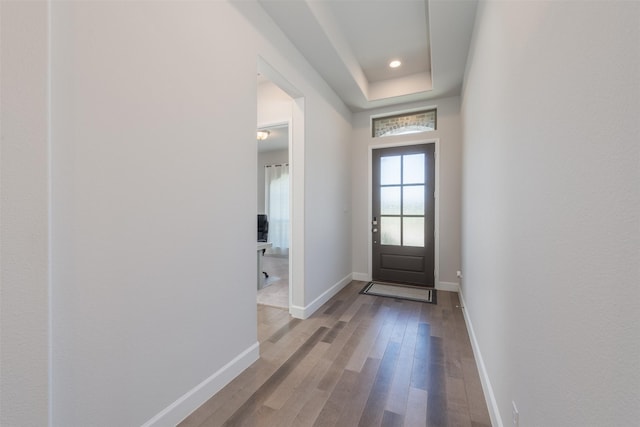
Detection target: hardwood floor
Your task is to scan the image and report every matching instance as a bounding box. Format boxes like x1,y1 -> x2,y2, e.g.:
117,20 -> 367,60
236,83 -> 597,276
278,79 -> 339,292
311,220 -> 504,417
179,281 -> 491,427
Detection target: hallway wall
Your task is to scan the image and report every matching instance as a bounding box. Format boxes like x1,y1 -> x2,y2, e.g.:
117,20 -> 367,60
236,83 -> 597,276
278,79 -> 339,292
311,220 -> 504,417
0,1 -> 353,426
461,1 -> 640,425
0,2 -> 50,426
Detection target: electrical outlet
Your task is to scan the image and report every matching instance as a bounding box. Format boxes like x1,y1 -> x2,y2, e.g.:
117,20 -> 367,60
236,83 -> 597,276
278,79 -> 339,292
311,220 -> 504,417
512,401 -> 519,426
456,270 -> 462,278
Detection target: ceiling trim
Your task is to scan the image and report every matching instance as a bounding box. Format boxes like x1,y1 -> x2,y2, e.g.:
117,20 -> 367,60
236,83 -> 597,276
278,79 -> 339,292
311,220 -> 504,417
258,0 -> 477,112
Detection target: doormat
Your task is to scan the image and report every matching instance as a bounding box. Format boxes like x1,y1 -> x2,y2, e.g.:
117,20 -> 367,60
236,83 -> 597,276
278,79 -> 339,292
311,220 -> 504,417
360,281 -> 437,304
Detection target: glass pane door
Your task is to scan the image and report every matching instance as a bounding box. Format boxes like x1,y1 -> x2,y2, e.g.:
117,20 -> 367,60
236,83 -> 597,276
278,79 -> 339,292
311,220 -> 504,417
372,143 -> 435,286
379,153 -> 426,248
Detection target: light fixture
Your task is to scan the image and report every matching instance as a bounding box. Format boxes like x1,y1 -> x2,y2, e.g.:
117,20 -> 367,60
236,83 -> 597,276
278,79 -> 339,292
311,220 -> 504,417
389,59 -> 402,68
256,130 -> 270,140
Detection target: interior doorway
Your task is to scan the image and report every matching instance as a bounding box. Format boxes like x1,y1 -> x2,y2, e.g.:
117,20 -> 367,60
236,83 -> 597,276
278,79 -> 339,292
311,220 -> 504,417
256,57 -> 305,318
256,122 -> 290,308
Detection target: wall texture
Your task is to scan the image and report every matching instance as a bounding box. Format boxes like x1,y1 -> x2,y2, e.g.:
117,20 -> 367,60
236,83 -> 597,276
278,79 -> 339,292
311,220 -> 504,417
351,97 -> 463,285
0,1 -> 353,426
51,3 -> 261,425
302,97 -> 353,309
0,2 -> 50,426
461,1 -> 640,426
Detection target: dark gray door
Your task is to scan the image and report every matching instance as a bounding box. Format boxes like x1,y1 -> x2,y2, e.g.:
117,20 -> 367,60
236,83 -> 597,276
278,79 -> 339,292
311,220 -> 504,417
372,144 -> 435,287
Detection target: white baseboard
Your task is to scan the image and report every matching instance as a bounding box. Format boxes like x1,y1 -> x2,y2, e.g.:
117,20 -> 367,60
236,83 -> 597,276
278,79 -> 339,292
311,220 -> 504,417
289,273 -> 352,319
436,281 -> 460,293
458,289 -> 503,427
352,272 -> 370,282
141,342 -> 260,427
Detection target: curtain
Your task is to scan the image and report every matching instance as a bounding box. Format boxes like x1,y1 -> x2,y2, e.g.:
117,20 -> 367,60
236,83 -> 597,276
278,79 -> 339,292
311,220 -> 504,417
265,164 -> 289,255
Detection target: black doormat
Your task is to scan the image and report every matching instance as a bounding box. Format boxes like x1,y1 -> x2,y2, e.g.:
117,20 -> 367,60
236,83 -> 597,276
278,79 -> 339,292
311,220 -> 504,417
360,281 -> 437,304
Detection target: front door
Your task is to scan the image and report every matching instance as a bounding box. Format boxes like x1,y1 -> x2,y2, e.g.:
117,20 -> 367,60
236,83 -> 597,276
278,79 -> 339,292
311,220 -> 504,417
372,144 -> 435,287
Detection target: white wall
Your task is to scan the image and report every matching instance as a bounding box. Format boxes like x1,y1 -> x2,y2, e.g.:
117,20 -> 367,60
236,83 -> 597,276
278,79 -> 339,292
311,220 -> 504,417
51,3 -> 260,425
351,97 -> 463,285
0,2 -> 50,425
258,149 -> 288,214
1,1 -> 355,426
303,100 -> 352,309
461,2 -> 640,426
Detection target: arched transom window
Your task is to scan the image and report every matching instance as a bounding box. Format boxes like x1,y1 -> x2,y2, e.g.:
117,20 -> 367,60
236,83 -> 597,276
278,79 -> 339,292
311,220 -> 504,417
372,109 -> 437,138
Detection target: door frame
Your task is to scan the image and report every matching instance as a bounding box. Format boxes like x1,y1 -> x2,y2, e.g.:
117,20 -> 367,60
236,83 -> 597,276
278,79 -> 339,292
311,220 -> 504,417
258,57 -> 306,316
367,138 -> 440,286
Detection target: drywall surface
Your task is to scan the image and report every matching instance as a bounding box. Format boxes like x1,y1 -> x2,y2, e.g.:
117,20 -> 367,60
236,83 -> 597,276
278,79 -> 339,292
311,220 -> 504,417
50,3 -> 260,425
461,1 -> 640,425
258,149 -> 288,214
44,1 -> 352,425
303,98 -> 353,308
0,1 -> 50,425
351,97 -> 462,284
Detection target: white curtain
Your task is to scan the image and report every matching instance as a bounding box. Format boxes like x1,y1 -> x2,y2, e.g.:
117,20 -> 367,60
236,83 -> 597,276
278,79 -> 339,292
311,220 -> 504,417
265,164 -> 290,255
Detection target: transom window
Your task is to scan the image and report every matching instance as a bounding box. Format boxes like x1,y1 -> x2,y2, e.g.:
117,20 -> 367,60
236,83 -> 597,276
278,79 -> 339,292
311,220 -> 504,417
372,109 -> 436,138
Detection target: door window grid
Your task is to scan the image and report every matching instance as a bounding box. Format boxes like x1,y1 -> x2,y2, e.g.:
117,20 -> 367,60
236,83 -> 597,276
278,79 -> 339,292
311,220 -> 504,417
379,154 -> 426,247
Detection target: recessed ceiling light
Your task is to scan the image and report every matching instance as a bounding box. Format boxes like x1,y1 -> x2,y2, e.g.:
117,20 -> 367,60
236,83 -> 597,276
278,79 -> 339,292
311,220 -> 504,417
389,60 -> 402,68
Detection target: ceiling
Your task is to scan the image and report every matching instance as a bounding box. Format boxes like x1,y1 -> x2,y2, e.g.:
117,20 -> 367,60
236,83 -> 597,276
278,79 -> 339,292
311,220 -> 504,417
257,124 -> 289,153
257,0 -> 478,112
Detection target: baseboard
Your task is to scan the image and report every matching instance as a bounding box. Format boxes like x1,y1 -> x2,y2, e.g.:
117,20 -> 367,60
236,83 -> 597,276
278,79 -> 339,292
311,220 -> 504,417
352,272 -> 370,281
458,289 -> 503,427
289,273 -> 352,319
436,281 -> 460,293
141,341 -> 260,427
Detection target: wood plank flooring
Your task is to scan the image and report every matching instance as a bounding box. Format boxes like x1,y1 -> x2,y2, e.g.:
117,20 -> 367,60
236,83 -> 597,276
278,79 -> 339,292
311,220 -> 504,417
179,281 -> 491,427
